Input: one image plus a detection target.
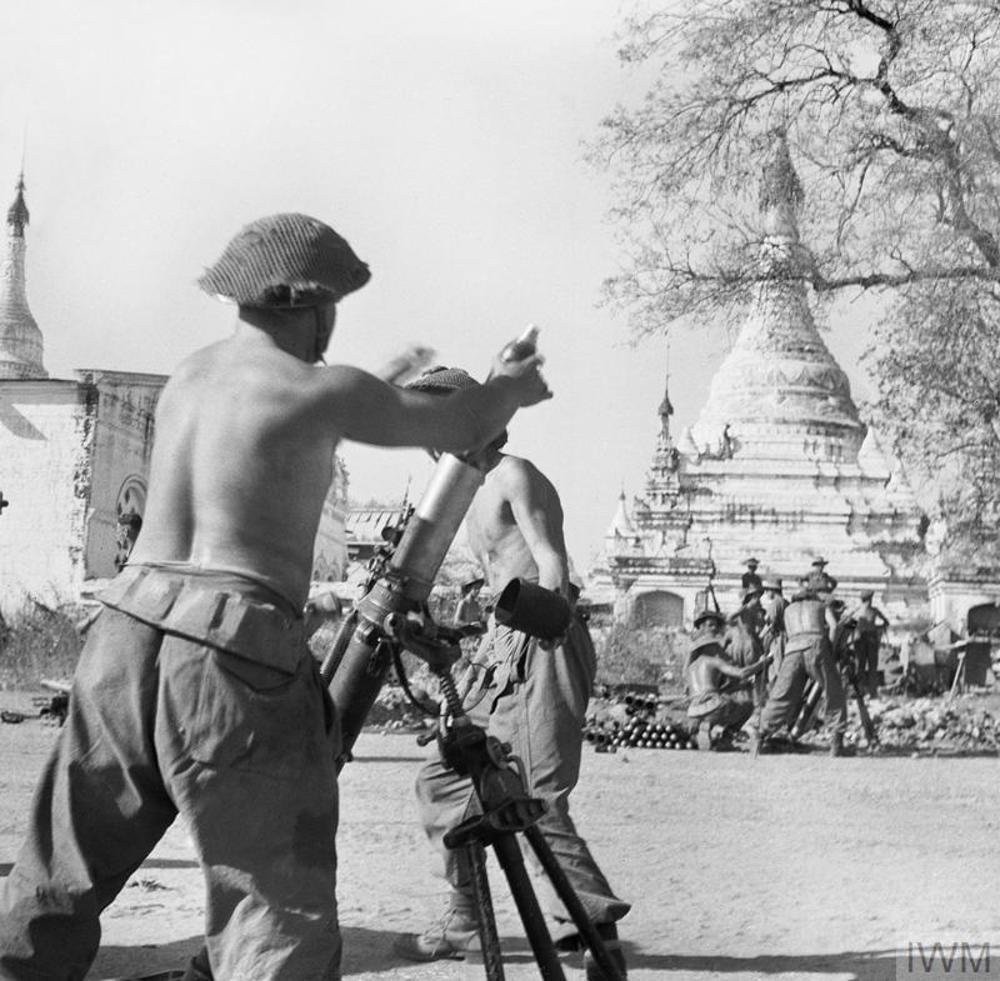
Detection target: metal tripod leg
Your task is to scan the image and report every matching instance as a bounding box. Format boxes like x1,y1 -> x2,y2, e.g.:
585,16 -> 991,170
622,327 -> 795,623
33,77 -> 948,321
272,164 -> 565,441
524,825 -> 626,981
434,669 -> 624,981
466,841 -> 506,981
445,771 -> 625,980
491,832 -> 567,981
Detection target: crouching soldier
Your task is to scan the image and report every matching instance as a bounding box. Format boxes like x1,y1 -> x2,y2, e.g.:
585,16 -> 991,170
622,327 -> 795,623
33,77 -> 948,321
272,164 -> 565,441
686,610 -> 768,751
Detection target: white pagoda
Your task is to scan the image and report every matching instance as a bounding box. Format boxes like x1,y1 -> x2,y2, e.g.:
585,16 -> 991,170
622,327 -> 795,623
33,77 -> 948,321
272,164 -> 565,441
594,136 -> 933,627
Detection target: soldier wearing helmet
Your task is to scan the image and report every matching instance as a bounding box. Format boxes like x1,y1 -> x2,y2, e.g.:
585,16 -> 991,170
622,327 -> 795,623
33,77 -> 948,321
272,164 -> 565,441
0,214 -> 551,980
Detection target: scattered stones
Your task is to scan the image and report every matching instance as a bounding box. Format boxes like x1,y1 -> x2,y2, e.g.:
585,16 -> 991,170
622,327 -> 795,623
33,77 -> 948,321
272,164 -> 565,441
857,694 -> 1000,752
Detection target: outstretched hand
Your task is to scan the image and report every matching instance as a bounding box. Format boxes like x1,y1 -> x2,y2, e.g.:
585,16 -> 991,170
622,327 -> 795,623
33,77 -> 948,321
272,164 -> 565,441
488,351 -> 552,406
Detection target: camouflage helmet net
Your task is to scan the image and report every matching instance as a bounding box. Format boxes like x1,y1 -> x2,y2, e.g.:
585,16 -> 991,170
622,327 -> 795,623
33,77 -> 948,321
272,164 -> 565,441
198,213 -> 371,307
405,365 -> 507,450
404,366 -> 481,393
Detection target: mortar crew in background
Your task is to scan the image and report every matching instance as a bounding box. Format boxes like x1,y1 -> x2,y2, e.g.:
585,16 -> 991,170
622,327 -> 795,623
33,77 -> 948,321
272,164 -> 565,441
453,576 -> 485,628
452,575 -> 487,674
741,557 -> 763,594
759,576 -> 787,687
828,598 -> 859,693
844,589 -> 889,698
725,585 -> 764,667
753,579 -> 850,756
805,556 -> 838,597
724,586 -> 766,710
395,367 -> 630,981
0,213 -> 551,981
686,609 -> 768,751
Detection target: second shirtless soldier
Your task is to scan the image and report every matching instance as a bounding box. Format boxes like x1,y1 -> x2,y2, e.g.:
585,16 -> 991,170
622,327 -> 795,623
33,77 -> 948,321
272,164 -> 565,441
0,215 -> 550,981
395,367 -> 630,981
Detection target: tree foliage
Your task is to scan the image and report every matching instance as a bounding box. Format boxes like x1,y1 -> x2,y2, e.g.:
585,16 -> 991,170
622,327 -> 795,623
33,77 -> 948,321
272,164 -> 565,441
866,281 -> 1000,566
592,0 -> 1000,548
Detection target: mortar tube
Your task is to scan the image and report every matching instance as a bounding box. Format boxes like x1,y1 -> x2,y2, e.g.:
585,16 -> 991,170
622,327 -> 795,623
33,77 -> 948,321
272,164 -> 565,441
389,453 -> 486,604
328,452 -> 485,765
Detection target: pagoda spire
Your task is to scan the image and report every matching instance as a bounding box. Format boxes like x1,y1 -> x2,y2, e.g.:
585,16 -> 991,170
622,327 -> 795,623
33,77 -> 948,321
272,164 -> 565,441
607,489 -> 637,539
658,339 -> 674,441
0,171 -> 47,380
7,172 -> 29,237
759,127 -> 803,244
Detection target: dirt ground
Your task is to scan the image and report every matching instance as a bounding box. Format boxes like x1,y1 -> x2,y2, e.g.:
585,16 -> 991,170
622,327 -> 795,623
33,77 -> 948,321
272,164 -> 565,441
1,691 -> 999,981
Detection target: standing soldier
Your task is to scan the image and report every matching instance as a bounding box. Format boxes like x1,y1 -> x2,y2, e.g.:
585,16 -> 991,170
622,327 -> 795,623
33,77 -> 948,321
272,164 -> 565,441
741,557 -> 763,593
453,576 -> 486,628
844,589 -> 889,697
725,586 -> 766,714
760,576 -> 787,688
754,581 -> 850,756
805,557 -> 838,597
0,214 -> 551,981
395,367 -> 630,981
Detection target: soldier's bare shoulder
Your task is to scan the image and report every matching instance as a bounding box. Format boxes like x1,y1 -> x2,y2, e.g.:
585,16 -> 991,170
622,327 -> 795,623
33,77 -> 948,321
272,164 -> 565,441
493,454 -> 552,489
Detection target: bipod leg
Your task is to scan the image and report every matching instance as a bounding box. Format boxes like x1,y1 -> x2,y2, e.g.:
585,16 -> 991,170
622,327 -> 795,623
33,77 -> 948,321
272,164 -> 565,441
491,831 -> 567,981
790,680 -> 821,740
524,825 -> 626,981
850,676 -> 879,748
465,840 -> 506,981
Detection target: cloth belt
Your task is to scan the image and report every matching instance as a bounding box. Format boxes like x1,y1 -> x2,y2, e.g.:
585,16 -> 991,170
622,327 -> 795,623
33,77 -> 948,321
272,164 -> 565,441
97,565 -> 306,674
687,691 -> 724,719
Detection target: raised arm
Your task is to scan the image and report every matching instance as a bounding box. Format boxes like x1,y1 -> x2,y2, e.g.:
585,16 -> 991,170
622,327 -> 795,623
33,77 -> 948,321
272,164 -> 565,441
705,654 -> 769,681
315,353 -> 549,454
500,458 -> 569,596
825,605 -> 840,641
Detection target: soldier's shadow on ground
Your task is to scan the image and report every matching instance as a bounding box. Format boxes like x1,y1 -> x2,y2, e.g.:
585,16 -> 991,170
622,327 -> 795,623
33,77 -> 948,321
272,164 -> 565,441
489,941 -> 897,980
86,930 -> 899,979
624,947 -> 897,980
94,926 -> 458,978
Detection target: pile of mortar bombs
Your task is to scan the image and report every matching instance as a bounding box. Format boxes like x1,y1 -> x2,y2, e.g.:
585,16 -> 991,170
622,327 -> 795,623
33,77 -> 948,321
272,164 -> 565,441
859,695 -> 1000,752
583,690 -> 698,752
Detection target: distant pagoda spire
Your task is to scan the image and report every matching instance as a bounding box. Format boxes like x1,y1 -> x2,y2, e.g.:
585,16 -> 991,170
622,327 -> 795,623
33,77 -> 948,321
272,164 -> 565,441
658,340 -> 674,440
0,171 -> 47,380
607,489 -> 637,539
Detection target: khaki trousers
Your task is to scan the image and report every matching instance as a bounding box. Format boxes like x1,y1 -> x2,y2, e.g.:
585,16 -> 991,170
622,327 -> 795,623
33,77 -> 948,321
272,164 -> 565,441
0,566 -> 341,981
758,635 -> 848,737
414,615 -> 630,930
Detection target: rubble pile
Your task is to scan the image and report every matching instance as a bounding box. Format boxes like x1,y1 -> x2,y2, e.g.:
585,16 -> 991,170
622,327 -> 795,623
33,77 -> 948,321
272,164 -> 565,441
584,691 -> 697,751
365,685 -> 436,730
857,695 -> 1000,752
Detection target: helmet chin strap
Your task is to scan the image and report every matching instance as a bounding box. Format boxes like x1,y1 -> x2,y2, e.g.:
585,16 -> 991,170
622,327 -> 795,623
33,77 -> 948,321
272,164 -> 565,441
313,305 -> 329,364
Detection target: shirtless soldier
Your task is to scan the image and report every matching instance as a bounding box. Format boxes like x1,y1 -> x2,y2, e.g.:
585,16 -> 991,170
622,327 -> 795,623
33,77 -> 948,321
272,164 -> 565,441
396,367 -> 630,981
0,214 -> 550,981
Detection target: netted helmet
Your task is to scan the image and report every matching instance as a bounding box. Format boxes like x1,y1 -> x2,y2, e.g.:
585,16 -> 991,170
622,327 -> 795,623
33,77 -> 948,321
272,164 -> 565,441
404,366 -> 481,393
405,366 -> 506,451
198,213 -> 371,307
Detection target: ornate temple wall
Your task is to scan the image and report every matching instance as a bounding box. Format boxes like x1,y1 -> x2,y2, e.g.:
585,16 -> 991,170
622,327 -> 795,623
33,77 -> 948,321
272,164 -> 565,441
0,380 -> 90,609
77,370 -> 164,581
312,457 -> 350,583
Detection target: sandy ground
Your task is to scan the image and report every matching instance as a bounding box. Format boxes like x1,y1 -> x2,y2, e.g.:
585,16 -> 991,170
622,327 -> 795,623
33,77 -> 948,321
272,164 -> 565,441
1,693 -> 999,981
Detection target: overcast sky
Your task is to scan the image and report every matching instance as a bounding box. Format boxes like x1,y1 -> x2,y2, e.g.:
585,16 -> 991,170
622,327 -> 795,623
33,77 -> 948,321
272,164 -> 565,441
1,0 -> 873,571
